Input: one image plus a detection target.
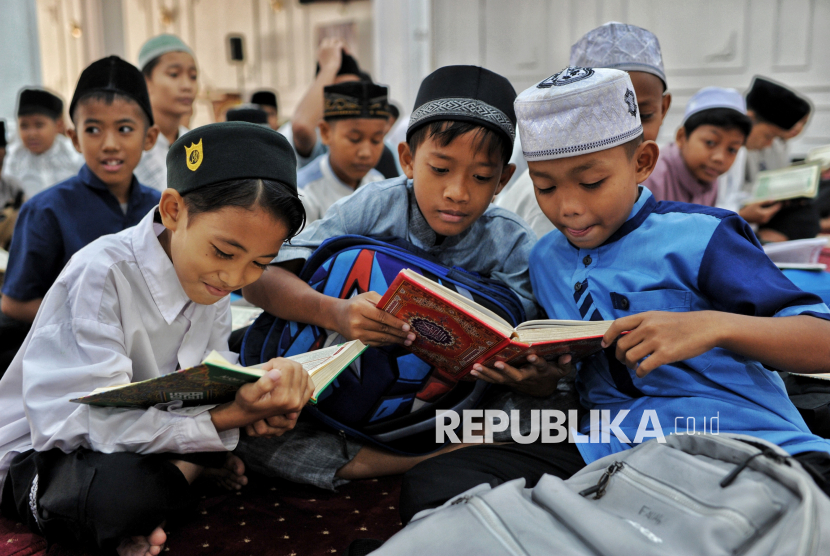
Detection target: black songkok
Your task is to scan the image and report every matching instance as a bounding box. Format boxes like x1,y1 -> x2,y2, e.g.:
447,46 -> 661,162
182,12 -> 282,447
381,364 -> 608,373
746,76 -> 811,131
251,90 -> 278,110
323,81 -> 391,121
17,89 -> 63,119
406,65 -> 517,146
69,56 -> 154,125
167,122 -> 297,194
226,106 -> 269,125
0,121 -> 6,147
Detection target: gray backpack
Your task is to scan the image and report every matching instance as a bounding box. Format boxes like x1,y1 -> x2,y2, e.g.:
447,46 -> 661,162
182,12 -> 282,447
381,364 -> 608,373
376,434 -> 830,556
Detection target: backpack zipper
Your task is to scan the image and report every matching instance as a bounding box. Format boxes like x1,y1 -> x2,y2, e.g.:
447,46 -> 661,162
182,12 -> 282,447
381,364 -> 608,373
614,463 -> 755,537
455,495 -> 530,556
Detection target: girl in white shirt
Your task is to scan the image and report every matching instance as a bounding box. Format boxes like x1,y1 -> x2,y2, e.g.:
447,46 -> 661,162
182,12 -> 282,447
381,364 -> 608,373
0,122 -> 309,556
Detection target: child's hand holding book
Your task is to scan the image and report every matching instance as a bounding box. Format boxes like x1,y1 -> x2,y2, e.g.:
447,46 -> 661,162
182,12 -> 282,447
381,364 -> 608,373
469,353 -> 576,397
329,291 -> 416,347
209,358 -> 315,434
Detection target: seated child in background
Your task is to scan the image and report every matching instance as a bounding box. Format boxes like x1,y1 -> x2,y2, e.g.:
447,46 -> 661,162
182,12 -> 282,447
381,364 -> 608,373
284,37 -> 399,179
747,86 -> 817,243
645,87 -> 751,204
298,81 -> 390,223
134,34 -> 198,192
1,57 -> 161,326
251,90 -> 280,131
237,65 -> 541,492
496,21 -> 671,238
1,88 -> 84,198
718,76 -> 813,238
0,121 -> 312,556
400,67 -> 830,524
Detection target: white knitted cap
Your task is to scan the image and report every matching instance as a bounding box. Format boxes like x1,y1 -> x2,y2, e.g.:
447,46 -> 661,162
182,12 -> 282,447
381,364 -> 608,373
515,67 -> 643,161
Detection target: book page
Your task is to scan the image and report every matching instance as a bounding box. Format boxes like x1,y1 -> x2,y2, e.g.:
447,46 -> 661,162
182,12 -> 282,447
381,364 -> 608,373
202,351 -> 262,376
516,319 -> 606,329
401,269 -> 514,336
762,237 -> 828,264
746,163 -> 820,204
288,342 -> 352,375
513,321 -> 612,343
301,341 -> 366,401
807,144 -> 830,171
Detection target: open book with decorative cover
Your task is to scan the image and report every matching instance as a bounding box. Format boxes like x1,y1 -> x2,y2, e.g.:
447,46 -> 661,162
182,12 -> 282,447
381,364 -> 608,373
377,269 -> 613,382
70,340 -> 366,408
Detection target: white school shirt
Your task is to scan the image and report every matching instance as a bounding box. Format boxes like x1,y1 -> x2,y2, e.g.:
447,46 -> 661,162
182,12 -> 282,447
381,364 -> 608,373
298,153 -> 384,223
493,168 -> 555,239
1,135 -> 84,198
134,125 -> 189,191
0,208 -> 238,496
716,147 -> 749,214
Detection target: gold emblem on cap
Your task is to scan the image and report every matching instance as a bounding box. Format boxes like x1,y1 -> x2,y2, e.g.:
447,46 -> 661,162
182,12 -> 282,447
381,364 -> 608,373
185,139 -> 203,171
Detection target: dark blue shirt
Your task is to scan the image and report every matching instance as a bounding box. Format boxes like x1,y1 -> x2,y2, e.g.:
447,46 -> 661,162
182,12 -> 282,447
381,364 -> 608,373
2,165 -> 160,301
530,186 -> 830,464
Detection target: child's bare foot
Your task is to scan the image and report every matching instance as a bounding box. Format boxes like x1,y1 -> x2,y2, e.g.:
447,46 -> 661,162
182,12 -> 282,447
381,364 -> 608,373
116,525 -> 166,556
201,452 -> 248,491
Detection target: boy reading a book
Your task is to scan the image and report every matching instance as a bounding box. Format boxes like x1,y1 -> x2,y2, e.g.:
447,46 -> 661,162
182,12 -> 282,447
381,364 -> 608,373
644,87 -> 751,205
1,57 -> 161,327
718,76 -> 813,233
399,67 -> 830,524
297,81 -> 390,223
496,21 -> 671,238
0,121 -> 312,556
238,65 -> 540,490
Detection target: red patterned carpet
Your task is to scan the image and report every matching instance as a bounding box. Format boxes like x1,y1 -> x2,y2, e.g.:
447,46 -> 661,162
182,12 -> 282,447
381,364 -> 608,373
0,474 -> 402,556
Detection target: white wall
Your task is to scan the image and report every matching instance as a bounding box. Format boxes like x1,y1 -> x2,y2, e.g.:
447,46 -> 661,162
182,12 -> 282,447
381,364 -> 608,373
25,0 -> 830,155
372,0 -> 431,114
422,0 -> 830,157
0,0 -> 42,134
33,0 -> 374,128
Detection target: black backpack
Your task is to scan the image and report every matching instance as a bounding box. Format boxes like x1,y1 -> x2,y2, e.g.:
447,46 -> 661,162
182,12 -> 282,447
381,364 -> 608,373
241,235 -> 527,454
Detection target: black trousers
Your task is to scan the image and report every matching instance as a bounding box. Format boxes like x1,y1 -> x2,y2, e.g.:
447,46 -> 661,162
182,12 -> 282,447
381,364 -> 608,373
1,448 -> 195,552
399,441 -> 830,526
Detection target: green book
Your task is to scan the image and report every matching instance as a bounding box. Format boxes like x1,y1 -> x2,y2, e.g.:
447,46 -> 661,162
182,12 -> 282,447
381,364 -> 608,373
807,144 -> 830,172
745,162 -> 821,205
70,340 -> 367,408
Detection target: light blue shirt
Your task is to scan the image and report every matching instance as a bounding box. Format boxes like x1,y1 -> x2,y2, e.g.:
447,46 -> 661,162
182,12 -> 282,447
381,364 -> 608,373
297,153 -> 384,224
530,186 -> 830,464
278,176 -> 539,319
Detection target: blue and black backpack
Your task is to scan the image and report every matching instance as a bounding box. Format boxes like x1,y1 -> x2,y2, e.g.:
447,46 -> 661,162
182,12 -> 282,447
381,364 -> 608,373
240,235 -> 526,454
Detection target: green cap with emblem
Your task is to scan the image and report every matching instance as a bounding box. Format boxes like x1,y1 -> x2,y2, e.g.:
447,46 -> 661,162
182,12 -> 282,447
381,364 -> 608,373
166,122 -> 297,194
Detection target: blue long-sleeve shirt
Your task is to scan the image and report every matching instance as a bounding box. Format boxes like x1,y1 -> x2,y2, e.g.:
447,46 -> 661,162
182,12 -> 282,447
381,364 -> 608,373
530,186 -> 830,464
